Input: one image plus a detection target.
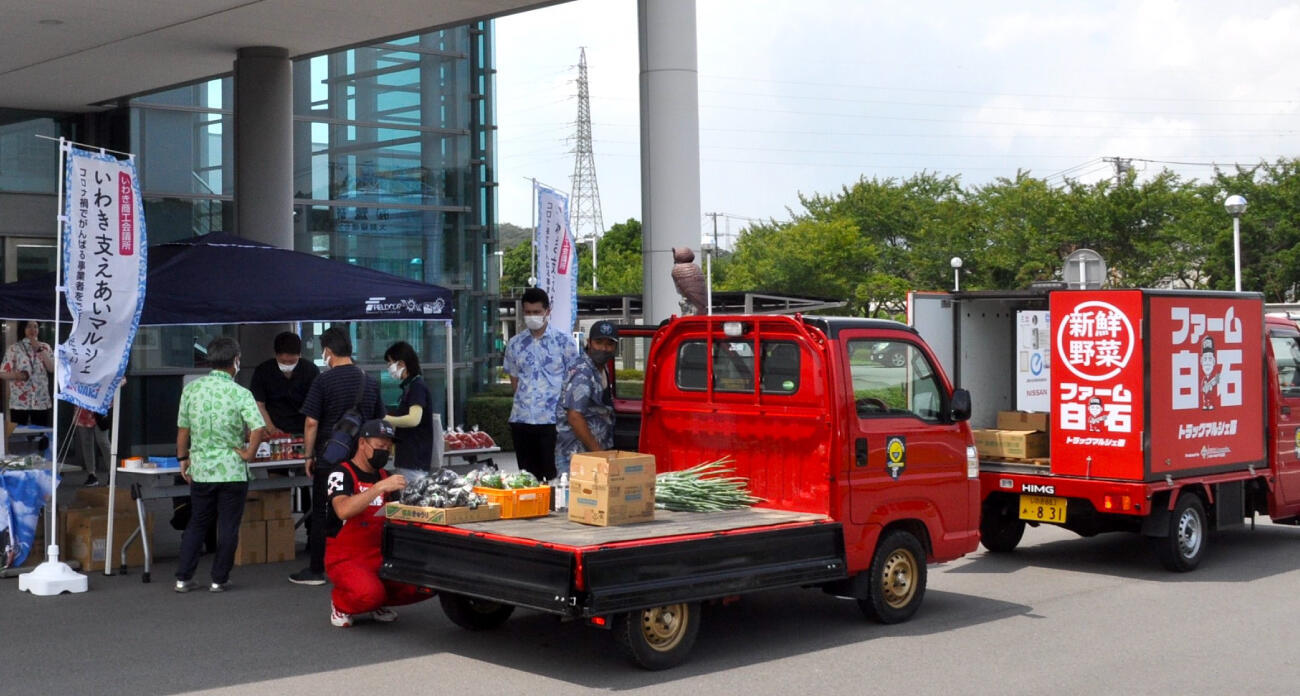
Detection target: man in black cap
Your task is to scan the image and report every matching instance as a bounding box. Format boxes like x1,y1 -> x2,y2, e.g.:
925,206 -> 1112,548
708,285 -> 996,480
554,320 -> 620,476
323,419 -> 425,627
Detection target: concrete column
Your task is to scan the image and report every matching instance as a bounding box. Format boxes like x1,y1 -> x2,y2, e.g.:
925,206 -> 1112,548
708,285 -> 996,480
233,47 -> 294,373
638,0 -> 702,324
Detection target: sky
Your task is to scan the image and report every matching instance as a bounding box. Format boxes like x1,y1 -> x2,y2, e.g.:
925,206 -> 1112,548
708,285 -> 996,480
494,0 -> 1300,248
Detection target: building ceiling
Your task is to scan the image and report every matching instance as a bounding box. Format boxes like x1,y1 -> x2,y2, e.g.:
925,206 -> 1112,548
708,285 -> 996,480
0,0 -> 564,113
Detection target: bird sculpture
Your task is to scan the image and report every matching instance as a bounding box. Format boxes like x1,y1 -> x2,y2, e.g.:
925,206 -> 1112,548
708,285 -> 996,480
671,247 -> 708,315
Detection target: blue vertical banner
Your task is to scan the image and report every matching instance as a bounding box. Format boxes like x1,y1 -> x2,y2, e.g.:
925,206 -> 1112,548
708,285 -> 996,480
535,183 -> 577,333
58,145 -> 147,414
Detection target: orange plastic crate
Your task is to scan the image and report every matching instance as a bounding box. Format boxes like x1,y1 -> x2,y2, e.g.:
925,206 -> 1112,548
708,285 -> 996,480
472,486 -> 552,519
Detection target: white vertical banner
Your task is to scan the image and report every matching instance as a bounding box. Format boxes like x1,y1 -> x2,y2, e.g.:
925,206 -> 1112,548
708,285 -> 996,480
58,145 -> 147,414
1016,310 -> 1051,412
535,183 -> 577,333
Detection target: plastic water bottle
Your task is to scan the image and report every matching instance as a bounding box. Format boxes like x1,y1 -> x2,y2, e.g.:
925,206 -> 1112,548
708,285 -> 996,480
554,473 -> 569,511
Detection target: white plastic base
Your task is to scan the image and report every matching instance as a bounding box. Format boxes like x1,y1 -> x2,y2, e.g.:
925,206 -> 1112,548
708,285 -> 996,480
19,549 -> 89,596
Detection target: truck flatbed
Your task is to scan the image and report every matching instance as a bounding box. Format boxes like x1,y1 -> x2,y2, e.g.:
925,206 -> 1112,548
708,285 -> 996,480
382,507 -> 846,618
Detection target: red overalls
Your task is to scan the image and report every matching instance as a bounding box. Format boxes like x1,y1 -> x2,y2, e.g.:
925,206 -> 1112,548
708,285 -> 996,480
324,461 -> 427,615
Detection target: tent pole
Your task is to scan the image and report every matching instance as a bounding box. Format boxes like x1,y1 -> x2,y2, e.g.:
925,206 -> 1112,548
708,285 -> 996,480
445,319 -> 454,431
103,388 -> 122,575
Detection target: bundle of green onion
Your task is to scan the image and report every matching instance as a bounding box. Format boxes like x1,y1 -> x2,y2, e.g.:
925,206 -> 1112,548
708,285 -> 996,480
654,457 -> 762,512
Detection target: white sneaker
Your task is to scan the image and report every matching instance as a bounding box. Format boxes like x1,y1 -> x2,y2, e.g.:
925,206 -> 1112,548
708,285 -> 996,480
174,579 -> 199,593
330,603 -> 353,628
370,606 -> 398,623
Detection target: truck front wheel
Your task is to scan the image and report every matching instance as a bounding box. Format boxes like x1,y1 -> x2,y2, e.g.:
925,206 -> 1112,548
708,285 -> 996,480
439,593 -> 516,630
615,602 -> 701,670
1152,494 -> 1207,572
980,505 -> 1026,553
858,529 -> 927,624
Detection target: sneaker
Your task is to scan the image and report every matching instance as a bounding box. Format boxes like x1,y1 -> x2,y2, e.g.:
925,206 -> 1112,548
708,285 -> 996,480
84,474 -> 101,487
209,582 -> 230,593
174,579 -> 199,593
330,603 -> 353,628
370,606 -> 398,623
289,568 -> 327,586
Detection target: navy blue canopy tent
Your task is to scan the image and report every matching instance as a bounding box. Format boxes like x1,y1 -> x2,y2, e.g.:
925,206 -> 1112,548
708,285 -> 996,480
0,232 -> 452,325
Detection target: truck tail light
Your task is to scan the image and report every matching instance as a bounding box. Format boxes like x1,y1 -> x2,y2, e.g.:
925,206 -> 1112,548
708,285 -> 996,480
1102,494 -> 1134,512
966,446 -> 979,479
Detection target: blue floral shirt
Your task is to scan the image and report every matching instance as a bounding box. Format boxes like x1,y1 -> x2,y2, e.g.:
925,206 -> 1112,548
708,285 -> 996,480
555,352 -> 614,474
503,325 -> 580,424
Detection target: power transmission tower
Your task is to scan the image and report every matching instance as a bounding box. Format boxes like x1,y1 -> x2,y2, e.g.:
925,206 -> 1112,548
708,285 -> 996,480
570,47 -> 605,290
1103,156 -> 1133,186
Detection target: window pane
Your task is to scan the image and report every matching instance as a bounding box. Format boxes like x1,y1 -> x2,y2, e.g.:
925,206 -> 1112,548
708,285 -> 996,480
848,339 -> 944,420
760,340 -> 800,394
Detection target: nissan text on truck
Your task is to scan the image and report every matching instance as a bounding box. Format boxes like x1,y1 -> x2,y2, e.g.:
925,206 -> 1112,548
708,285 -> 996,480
912,288 -> 1300,572
381,315 -> 980,669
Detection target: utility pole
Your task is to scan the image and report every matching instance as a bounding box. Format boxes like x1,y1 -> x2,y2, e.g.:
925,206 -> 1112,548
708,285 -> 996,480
570,47 -> 605,290
1103,156 -> 1132,187
705,212 -> 722,250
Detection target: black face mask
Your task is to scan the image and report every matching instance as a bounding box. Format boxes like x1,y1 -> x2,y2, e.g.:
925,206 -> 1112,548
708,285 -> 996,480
588,349 -> 615,368
368,447 -> 390,469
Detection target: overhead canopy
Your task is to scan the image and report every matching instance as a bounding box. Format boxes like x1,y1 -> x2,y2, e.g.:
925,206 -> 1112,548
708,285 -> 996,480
0,232 -> 453,325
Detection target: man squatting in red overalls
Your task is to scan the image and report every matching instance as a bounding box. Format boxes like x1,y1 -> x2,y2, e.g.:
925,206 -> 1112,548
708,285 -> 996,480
325,419 -> 428,627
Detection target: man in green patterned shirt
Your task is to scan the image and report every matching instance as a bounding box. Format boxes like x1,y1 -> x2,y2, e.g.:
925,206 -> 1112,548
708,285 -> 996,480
174,337 -> 266,593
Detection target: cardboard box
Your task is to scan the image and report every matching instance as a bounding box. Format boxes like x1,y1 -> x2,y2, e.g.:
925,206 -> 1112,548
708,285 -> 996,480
973,429 -> 1049,459
63,509 -> 152,570
568,477 -> 656,527
234,520 -> 267,566
384,502 -> 501,526
252,490 -> 293,520
72,486 -> 137,513
569,450 -> 657,485
996,411 -> 1051,433
265,518 -> 296,563
240,497 -> 265,523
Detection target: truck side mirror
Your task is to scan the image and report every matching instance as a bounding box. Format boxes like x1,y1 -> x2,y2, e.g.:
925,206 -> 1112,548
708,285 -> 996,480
949,388 -> 972,422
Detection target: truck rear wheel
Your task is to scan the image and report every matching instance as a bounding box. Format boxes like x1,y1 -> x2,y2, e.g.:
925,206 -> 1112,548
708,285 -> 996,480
858,529 -> 927,624
980,505 -> 1026,553
439,593 -> 516,630
1152,494 -> 1207,572
615,602 -> 701,670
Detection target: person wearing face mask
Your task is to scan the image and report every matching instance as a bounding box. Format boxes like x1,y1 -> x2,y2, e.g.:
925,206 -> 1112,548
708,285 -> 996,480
292,327 -> 386,586
323,419 -> 427,627
1,320 -> 55,427
554,321 -> 620,476
173,336 -> 266,593
381,341 -> 433,480
250,332 -> 319,438
503,287 -> 580,481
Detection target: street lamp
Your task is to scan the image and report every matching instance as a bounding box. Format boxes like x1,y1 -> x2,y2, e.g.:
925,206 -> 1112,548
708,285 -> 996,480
1225,194 -> 1247,292
950,256 -> 963,292
701,242 -> 716,315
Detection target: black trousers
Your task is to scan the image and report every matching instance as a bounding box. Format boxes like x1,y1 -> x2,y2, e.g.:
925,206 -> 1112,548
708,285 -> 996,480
176,481 -> 248,584
510,422 -> 557,481
308,466 -> 328,573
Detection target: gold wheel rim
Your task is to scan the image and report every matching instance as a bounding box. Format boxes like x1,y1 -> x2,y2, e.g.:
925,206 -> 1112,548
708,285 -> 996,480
881,548 -> 918,609
639,603 -> 689,652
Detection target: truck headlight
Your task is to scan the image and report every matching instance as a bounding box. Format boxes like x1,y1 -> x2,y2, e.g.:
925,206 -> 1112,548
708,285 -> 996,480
966,445 -> 979,479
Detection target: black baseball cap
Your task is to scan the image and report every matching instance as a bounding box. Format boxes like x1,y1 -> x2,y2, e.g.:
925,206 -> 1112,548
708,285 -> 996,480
358,419 -> 396,440
590,320 -> 619,340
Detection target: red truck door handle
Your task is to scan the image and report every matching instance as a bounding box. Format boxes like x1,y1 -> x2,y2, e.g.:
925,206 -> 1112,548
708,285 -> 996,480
856,438 -> 868,467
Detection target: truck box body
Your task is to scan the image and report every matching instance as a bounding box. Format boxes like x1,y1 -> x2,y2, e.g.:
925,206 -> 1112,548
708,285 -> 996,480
1049,290 -> 1266,481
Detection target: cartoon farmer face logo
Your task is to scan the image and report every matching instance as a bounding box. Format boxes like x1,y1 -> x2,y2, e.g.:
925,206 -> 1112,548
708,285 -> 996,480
1200,336 -> 1219,411
1086,396 -> 1105,432
886,436 -> 906,480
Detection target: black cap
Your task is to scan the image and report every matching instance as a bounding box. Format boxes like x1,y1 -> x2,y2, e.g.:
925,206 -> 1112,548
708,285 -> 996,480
590,320 -> 619,340
358,419 -> 396,440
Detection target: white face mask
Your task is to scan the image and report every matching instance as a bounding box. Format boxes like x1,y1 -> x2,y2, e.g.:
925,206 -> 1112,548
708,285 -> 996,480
321,353 -> 331,370
524,315 -> 546,331
278,361 -> 296,374
233,358 -> 241,372
387,362 -> 405,380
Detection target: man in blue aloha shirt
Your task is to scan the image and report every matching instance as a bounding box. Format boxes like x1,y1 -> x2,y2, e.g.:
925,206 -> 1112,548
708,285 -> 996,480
503,287 -> 580,481
555,320 -> 619,476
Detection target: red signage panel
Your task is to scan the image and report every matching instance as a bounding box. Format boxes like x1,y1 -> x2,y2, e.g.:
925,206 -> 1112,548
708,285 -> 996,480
1050,291 -> 1145,479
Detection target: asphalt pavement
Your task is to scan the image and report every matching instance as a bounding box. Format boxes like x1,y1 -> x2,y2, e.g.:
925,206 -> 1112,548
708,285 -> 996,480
7,462 -> 1300,695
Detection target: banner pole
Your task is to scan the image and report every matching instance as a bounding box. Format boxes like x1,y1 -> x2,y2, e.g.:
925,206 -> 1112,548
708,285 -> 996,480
530,178 -> 537,285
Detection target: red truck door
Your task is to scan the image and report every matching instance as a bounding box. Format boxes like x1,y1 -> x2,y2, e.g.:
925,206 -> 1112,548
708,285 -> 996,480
839,331 -> 969,526
1266,324 -> 1300,510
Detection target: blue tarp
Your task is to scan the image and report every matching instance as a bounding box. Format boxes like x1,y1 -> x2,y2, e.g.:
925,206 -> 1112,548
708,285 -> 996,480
0,232 -> 453,325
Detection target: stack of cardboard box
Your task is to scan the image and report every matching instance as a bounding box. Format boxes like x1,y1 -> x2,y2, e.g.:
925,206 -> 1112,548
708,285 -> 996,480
62,487 -> 152,571
568,451 -> 657,527
972,411 -> 1051,460
235,489 -> 296,566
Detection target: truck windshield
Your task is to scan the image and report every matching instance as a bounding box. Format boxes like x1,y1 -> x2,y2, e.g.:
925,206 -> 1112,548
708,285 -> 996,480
1269,332 -> 1300,395
848,339 -> 943,420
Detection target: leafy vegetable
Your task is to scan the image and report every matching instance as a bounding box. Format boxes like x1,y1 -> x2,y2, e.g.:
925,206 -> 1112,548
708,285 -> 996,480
654,457 -> 762,512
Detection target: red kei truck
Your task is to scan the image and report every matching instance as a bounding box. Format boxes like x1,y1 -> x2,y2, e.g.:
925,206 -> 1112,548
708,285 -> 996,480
381,314 -> 980,669
910,288 -> 1300,571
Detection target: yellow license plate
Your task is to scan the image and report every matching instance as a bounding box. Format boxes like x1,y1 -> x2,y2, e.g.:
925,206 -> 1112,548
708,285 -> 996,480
1019,495 -> 1067,523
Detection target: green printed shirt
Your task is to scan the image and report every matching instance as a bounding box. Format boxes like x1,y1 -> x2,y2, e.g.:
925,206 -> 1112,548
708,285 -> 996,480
177,370 -> 264,483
